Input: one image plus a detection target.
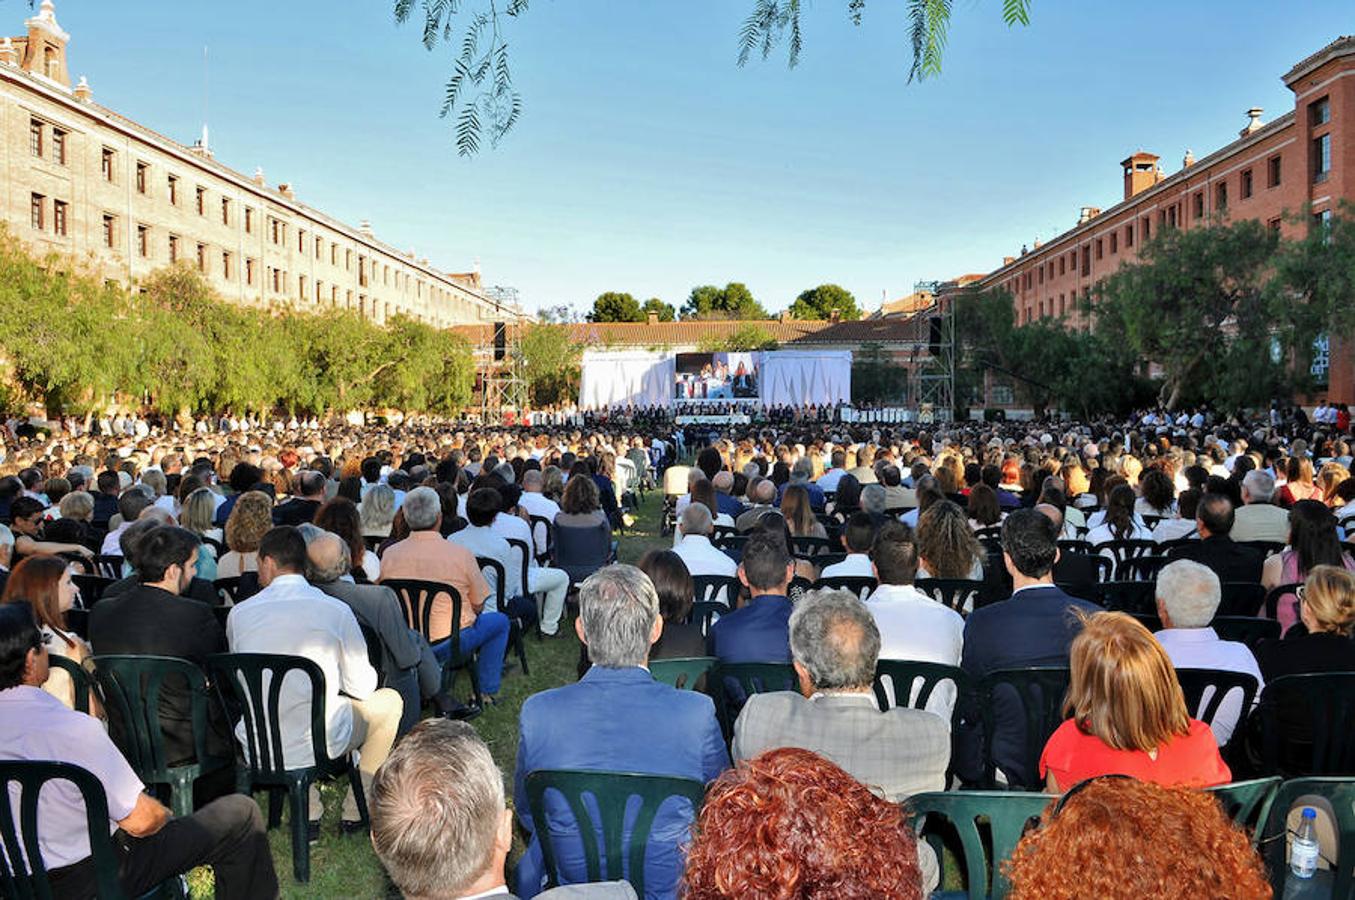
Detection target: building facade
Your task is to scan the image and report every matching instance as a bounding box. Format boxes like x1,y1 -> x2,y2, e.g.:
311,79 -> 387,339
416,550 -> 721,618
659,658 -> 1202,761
0,2 -> 526,327
970,35 -> 1355,405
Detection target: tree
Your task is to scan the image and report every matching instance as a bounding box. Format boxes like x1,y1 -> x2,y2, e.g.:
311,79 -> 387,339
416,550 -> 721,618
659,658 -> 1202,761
851,342 -> 907,404
641,297 -> 676,321
681,282 -> 769,320
396,1 -> 1030,154
588,292 -> 644,322
520,322 -> 582,406
1269,202 -> 1355,392
696,323 -> 779,352
789,283 -> 860,321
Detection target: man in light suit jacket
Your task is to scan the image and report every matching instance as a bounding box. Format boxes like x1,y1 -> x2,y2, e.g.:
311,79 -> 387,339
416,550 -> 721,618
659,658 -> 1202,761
732,587 -> 947,892
514,565 -> 728,900
372,719 -> 637,900
957,509 -> 1099,788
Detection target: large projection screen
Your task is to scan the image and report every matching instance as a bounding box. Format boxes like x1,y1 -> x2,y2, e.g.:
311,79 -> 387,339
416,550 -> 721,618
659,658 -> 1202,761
759,350 -> 853,407
577,350 -> 675,409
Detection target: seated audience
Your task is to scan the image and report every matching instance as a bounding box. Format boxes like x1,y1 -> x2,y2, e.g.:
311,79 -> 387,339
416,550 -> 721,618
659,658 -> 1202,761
514,565 -> 727,899
1261,499 -> 1355,634
637,549 -> 706,660
1,554 -> 91,711
272,469 -> 326,527
682,747 -> 924,900
1164,493 -> 1262,584
8,495 -> 93,563
708,532 -> 794,664
1005,776 -> 1270,900
819,512 -> 874,578
1151,560 -> 1263,747
672,504 -> 738,580
1231,469 -> 1289,543
216,490 -> 273,579
555,475 -> 610,530
915,500 -> 985,581
315,497 -> 382,582
734,478 -> 777,533
1254,564 -> 1355,680
1040,611 -> 1230,792
0,602 -> 279,899
1086,484 -> 1153,546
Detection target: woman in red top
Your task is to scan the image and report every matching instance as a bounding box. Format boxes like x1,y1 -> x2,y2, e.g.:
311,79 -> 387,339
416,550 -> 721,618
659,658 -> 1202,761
1040,611 -> 1230,792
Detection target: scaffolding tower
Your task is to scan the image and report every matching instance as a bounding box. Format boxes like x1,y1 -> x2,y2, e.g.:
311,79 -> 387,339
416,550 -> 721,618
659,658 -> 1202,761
478,323 -> 529,422
911,279 -> 956,423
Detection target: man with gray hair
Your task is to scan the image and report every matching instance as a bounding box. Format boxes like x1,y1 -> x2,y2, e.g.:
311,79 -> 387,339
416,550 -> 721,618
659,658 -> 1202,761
514,565 -> 727,898
1152,560 -> 1264,746
731,588 -> 946,891
1231,469 -> 1289,543
673,502 -> 737,579
735,477 -> 777,533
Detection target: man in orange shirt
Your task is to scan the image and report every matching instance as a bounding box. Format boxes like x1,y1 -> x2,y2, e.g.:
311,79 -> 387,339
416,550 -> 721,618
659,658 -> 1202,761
380,487 -> 508,702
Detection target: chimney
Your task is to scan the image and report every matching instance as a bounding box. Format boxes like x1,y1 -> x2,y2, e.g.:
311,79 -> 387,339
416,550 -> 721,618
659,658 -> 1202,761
0,38 -> 15,67
72,74 -> 90,102
1077,206 -> 1101,225
1003,256 -> 1015,266
252,167 -> 266,187
779,311 -> 793,324
1121,151 -> 1162,200
829,309 -> 842,324
1240,107 -> 1264,137
646,311 -> 659,325
1183,148 -> 1196,168
359,219 -> 375,238
277,183 -> 295,200
1032,237 -> 1043,250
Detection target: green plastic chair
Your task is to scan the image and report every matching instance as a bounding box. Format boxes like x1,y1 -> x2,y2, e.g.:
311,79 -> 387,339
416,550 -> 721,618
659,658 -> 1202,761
1210,615 -> 1279,649
872,659 -> 972,719
90,654 -> 235,818
914,578 -> 985,615
381,578 -> 479,699
524,769 -> 706,898
649,656 -> 716,691
207,652 -> 368,883
908,789 -> 1055,899
47,654 -> 91,715
1258,673 -> 1355,777
977,667 -> 1071,791
0,760 -> 177,899
1259,777 -> 1355,897
1174,667 -> 1259,760
711,662 -> 798,740
1204,777 -> 1280,835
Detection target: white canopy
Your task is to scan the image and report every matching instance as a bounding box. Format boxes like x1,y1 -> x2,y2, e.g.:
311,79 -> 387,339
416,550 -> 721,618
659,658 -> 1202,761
759,350 -> 853,407
577,350 -> 676,410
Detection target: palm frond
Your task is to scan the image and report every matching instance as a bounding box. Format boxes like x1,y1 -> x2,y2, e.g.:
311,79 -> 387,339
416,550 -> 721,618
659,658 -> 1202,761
1002,0 -> 1031,26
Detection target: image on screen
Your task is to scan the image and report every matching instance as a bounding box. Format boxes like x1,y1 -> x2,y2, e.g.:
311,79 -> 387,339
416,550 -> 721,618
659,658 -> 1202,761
674,352 -> 759,401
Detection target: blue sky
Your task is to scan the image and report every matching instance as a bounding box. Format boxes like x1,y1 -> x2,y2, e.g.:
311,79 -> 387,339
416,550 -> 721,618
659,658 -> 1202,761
36,1 -> 1352,315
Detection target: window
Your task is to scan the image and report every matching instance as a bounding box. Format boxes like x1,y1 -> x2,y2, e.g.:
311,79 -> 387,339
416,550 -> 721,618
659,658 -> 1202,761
1125,224 -> 1134,249
299,275 -> 307,299
246,258 -> 255,286
53,200 -> 66,236
331,285 -> 338,304
1142,217 -> 1150,242
1310,96 -> 1331,127
298,229 -> 306,254
102,213 -> 115,248
1215,182 -> 1228,210
222,250 -> 233,280
137,224 -> 148,257
1314,208 -> 1333,231
1314,134 -> 1331,182
270,218 -> 280,244
245,207 -> 254,233
28,118 -> 42,157
1268,217 -> 1282,233
101,147 -> 114,181
136,162 -> 147,194
345,249 -> 352,271
330,244 -> 338,266
359,256 -> 368,287
1194,191 -> 1204,219
1081,245 -> 1090,277
271,267 -> 282,293
1058,256 -> 1065,277
1109,232 -> 1117,254
1095,238 -> 1103,260
1038,265 -> 1044,285
314,235 -> 322,259
221,197 -> 231,226
1241,168 -> 1253,200
316,280 -> 324,302
196,186 -> 206,215
1268,155 -> 1282,188
30,193 -> 44,230
168,234 -> 179,263
52,129 -> 66,165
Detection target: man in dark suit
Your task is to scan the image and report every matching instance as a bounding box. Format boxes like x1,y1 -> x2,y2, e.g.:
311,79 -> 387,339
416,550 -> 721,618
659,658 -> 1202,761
272,470 -> 326,526
1038,504 -> 1100,602
957,509 -> 1099,788
101,519 -> 221,607
88,526 -> 235,802
1167,493 -> 1263,585
708,532 -> 796,664
90,470 -> 121,530
372,719 -> 636,900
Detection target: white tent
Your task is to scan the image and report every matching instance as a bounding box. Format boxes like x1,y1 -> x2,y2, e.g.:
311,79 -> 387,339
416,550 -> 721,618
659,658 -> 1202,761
577,350 -> 675,409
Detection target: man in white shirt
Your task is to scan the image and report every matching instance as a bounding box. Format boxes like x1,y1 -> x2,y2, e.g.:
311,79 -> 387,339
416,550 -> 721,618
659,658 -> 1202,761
816,449 -> 848,493
672,504 -> 738,579
450,489 -> 521,611
1230,470 -> 1290,544
228,525 -> 402,831
820,513 -> 876,579
1152,560 -> 1263,747
865,534 -> 964,721
518,470 -> 561,527
491,486 -> 571,638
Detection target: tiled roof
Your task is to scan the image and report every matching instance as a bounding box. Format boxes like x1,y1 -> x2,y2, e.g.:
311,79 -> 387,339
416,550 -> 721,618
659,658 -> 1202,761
1284,35 -> 1355,84
453,317 -> 928,347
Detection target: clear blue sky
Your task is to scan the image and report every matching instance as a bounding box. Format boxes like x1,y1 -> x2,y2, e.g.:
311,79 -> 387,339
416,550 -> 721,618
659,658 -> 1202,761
35,1 -> 1352,315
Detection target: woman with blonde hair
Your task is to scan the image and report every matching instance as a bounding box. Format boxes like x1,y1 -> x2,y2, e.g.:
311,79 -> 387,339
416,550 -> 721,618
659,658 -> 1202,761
217,490 -> 273,579
1255,564 -> 1355,680
779,485 -> 826,540
178,487 -> 222,582
1040,611 -> 1230,792
916,500 -> 985,580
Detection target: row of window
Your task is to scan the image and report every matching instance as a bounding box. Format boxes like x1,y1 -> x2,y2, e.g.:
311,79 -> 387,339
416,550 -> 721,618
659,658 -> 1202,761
29,118 -> 67,165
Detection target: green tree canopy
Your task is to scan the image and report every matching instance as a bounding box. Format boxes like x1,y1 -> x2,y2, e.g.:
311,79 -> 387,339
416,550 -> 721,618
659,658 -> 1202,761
641,297 -> 676,321
588,291 -> 644,322
682,282 -> 768,320
520,322 -> 582,406
696,323 -> 779,352
789,283 -> 860,321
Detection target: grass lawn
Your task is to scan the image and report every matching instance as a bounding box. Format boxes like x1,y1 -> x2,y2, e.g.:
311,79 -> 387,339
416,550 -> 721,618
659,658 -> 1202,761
188,490 -> 673,899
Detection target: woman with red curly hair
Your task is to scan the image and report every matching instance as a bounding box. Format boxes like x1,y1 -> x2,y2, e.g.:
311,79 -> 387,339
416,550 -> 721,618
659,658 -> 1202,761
682,747 -> 924,900
1005,776 -> 1271,899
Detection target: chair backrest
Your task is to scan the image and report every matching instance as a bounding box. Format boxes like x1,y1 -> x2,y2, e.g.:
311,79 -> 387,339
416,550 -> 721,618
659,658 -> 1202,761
789,535 -> 834,559
381,579 -> 466,663
1203,776 -> 1280,834
1218,582 -> 1267,617
787,575 -> 814,603
505,538 -> 532,599
524,769 -> 706,897
686,601 -> 729,637
914,578 -> 985,615
1259,673 -> 1355,776
1129,612 -> 1163,633
1239,540 -> 1285,559
710,533 -> 747,555
712,662 -> 798,738
1157,536 -> 1199,555
1092,539 -> 1158,580
1120,555 -> 1170,582
1210,615 -> 1280,649
710,524 -> 737,544
1259,777 -> 1355,897
978,667 -> 1072,790
529,515 -> 556,565
88,654 -> 222,786
71,574 -> 113,608
1057,538 -> 1094,557
1263,581 -> 1305,620
207,652 -> 346,781
93,554 -> 124,580
554,521 -> 612,583
0,761 -> 128,900
909,789 -> 1055,900
873,660 -> 972,716
1174,667 -> 1259,748
692,574 -> 740,607
46,655 -> 90,715
214,573 -> 260,605
811,576 -> 878,602
649,656 -> 716,691
476,556 -> 507,612
1094,580 -> 1156,615
975,525 -> 1004,542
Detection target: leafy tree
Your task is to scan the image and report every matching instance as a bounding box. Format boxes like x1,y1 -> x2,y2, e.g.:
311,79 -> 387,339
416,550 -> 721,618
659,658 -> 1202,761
1269,202 -> 1355,391
588,292 -> 644,322
682,282 -> 768,320
396,1 -> 1032,154
641,297 -> 676,321
851,342 -> 907,404
789,283 -> 860,321
696,324 -> 779,352
520,322 -> 582,406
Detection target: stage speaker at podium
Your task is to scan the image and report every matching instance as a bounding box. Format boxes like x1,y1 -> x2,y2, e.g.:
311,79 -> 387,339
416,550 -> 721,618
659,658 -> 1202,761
493,322 -> 506,361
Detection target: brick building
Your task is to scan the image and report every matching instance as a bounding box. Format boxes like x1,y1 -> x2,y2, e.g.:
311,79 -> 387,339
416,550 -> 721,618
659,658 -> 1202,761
969,35 -> 1355,406
0,2 -> 525,327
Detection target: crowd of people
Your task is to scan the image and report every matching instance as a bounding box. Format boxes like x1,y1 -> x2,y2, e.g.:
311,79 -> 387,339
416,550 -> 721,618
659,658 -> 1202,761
0,402 -> 1352,898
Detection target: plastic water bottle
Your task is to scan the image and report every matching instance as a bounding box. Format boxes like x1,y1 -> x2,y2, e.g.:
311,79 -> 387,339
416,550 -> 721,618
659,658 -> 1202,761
1289,807 -> 1319,880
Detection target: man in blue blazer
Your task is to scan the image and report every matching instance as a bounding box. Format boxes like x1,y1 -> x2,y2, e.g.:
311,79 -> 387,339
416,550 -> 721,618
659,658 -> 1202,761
707,532 -> 796,664
514,565 -> 728,900
956,509 -> 1099,788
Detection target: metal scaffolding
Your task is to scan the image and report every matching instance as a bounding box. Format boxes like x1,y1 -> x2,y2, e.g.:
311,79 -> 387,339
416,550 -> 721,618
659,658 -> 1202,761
478,323 -> 529,421
911,279 -> 956,423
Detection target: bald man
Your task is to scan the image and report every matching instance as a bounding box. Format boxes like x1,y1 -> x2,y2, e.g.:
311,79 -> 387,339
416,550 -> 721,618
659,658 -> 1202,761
736,479 -> 778,533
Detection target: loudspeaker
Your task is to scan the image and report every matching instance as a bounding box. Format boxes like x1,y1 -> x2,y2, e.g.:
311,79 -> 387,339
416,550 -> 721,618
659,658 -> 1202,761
928,317 -> 942,355
493,322 -> 506,361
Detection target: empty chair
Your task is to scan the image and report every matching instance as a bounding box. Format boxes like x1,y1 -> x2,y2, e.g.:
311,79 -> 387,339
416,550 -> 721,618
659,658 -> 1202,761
554,519 -> 614,587
812,575 -> 878,602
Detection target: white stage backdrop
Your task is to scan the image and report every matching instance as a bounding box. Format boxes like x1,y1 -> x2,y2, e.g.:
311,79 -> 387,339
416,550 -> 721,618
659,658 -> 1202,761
578,350 -> 676,409
759,350 -> 853,407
